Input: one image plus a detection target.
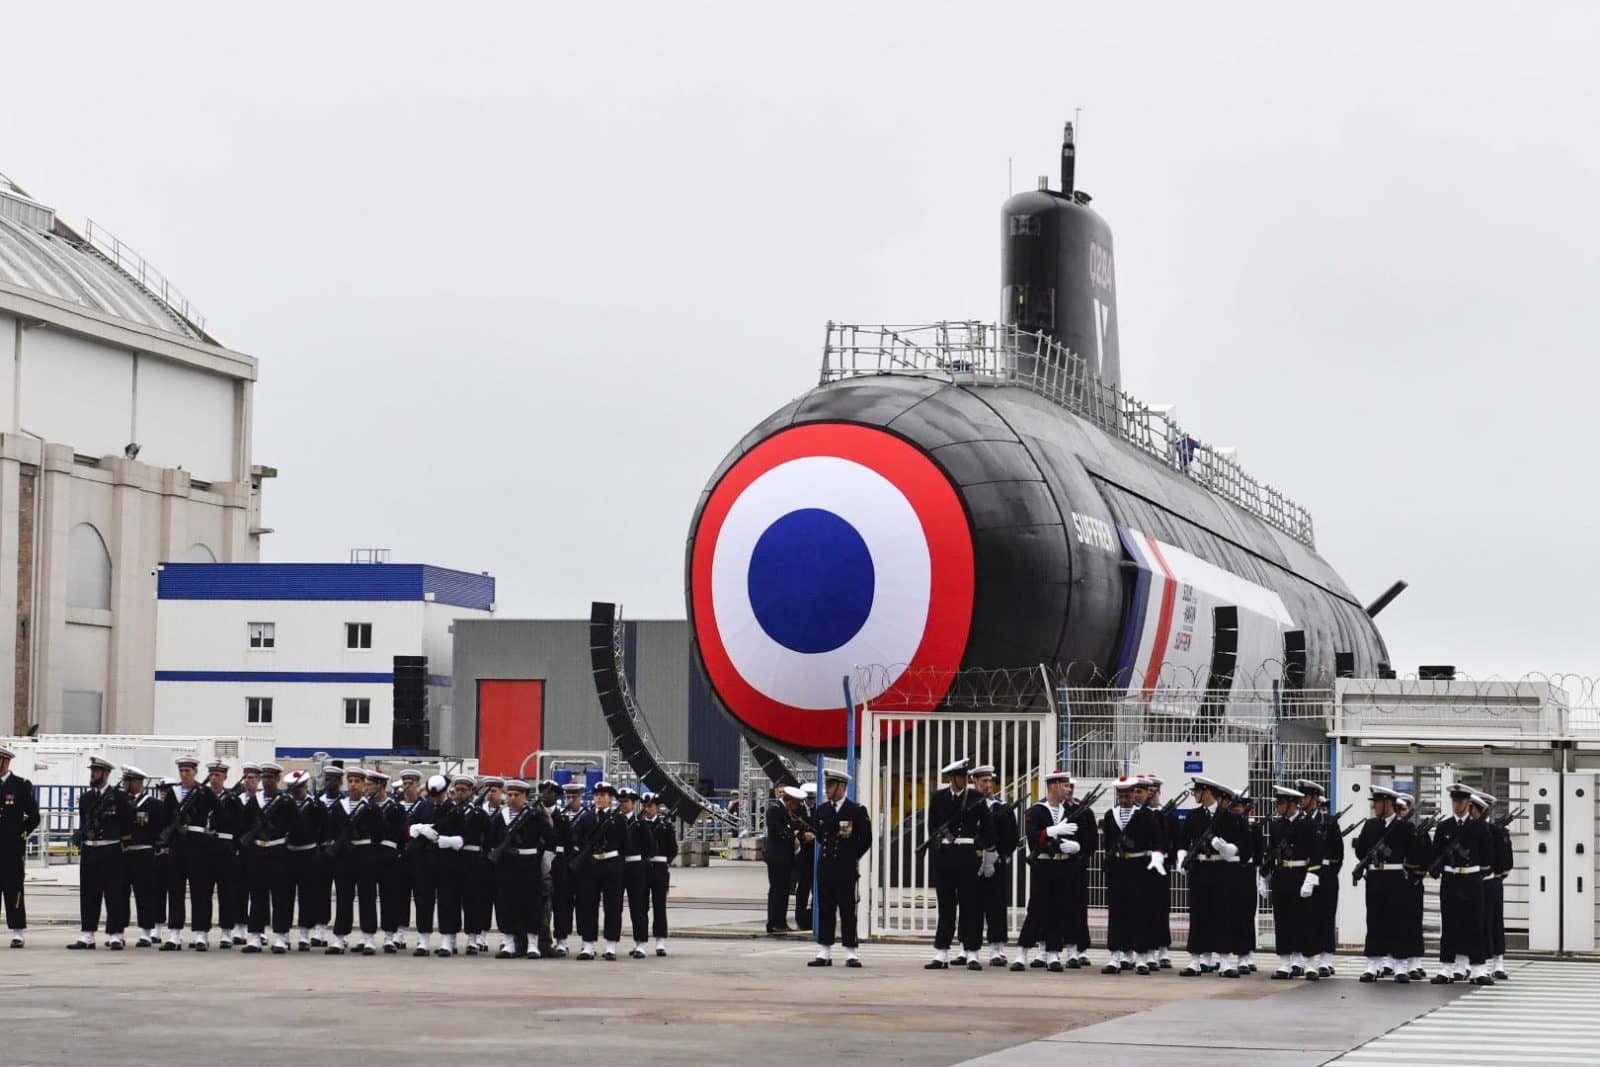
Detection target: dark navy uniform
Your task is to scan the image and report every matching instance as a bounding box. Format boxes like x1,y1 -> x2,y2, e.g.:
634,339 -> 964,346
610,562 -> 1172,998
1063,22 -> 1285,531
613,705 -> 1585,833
123,784 -> 167,940
485,797 -> 557,957
244,788 -> 299,948
979,793 -> 1020,958
375,792 -> 411,947
927,783 -> 995,963
793,797 -> 816,930
327,794 -> 382,951
0,759 -> 41,938
551,793 -> 583,949
1101,797 -> 1164,968
75,777 -> 132,944
1266,810 -> 1324,971
1485,813 -> 1513,974
1017,798 -> 1080,964
462,800 -> 496,949
426,794 -> 467,946
402,793 -> 438,948
763,797 -> 797,933
190,782 -> 240,944
287,789 -> 325,948
810,790 -> 869,960
1353,811 -> 1414,973
623,802 -> 654,951
645,807 -> 677,949
1431,807 -> 1492,981
574,798 -> 628,954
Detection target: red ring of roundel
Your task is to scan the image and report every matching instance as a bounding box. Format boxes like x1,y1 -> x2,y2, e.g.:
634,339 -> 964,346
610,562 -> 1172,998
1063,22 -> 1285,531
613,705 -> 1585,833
690,423 -> 974,751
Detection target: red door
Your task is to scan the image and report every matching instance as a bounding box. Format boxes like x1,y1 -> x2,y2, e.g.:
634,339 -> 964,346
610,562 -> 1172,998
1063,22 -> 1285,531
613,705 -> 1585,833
477,679 -> 544,777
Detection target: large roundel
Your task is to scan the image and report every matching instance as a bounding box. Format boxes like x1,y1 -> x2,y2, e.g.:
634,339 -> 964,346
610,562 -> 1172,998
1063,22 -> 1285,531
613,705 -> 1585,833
691,423 -> 975,751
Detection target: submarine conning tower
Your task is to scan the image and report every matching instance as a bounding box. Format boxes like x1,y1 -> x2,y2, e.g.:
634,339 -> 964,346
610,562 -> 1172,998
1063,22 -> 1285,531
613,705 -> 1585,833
1001,121 -> 1121,388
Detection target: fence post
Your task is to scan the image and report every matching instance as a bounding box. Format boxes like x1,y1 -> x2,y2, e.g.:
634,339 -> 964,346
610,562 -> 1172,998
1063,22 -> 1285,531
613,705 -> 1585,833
1271,680 -> 1285,782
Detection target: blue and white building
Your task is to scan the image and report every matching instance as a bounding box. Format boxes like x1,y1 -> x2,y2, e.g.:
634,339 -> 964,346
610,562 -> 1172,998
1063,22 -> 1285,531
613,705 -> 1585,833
152,562 -> 494,758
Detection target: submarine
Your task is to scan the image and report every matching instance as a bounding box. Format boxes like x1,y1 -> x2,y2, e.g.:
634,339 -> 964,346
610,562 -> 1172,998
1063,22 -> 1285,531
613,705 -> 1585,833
686,124 -> 1389,754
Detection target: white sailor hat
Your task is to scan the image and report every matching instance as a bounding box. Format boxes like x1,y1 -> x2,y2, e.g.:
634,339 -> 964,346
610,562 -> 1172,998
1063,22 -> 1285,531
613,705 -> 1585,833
366,771 -> 391,786
1141,774 -> 1163,788
1227,785 -> 1250,803
781,785 -> 807,801
1394,792 -> 1415,808
343,767 -> 368,780
322,764 -> 346,778
426,774 -> 448,794
505,779 -> 530,793
801,782 -> 817,796
206,759 -> 230,774
641,791 -> 660,804
1369,785 -> 1400,801
561,781 -> 585,794
174,753 -> 200,769
592,781 -> 616,796
1114,775 -> 1138,791
940,758 -> 971,777
1447,783 -> 1476,801
970,764 -> 996,779
399,768 -> 423,782
241,762 -> 262,774
481,775 -> 506,789
1294,779 -> 1324,796
451,775 -> 477,789
121,765 -> 148,780
284,770 -> 310,788
88,756 -> 115,772
1472,789 -> 1497,808
1191,774 -> 1226,793
1043,769 -> 1071,785
0,744 -> 14,760
1468,791 -> 1492,810
260,762 -> 283,775
823,768 -> 852,784
1272,785 -> 1305,801
617,786 -> 640,801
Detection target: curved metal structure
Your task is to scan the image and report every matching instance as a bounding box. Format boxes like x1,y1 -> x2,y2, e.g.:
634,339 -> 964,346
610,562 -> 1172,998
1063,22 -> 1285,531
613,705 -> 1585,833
588,601 -> 736,827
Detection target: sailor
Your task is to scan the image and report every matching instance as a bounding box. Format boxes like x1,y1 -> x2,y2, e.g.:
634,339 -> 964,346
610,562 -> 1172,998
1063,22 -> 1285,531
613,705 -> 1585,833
367,770 -> 410,953
619,786 -> 654,958
1394,793 -> 1428,980
307,765 -> 345,947
0,744 -> 40,947
326,767 -> 382,955
536,779 -> 563,956
1296,779 -> 1340,977
574,780 -> 628,960
1142,775 -> 1176,969
1263,784 -> 1324,979
395,768 -> 438,956
763,785 -> 803,934
71,756 -> 131,950
1475,790 -> 1513,981
158,754 -> 208,950
242,762 -> 297,954
462,776 -> 503,954
551,780 -> 585,956
119,766 -> 166,947
418,775 -> 471,956
1227,787 -> 1259,974
1429,783 -> 1493,984
188,759 -> 240,950
925,758 -> 994,970
283,770 -> 324,951
1352,785 -> 1413,982
1063,775 -> 1098,968
1014,770 -> 1078,972
1179,775 -> 1245,976
793,781 -> 818,932
807,768 -> 870,969
972,765 -> 1020,967
225,762 -> 263,948
486,778 -> 553,958
642,792 -> 676,956
1101,775 -> 1166,974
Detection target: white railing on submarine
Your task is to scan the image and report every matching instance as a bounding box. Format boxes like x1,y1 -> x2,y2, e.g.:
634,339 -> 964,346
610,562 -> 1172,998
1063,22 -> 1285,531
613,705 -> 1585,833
819,321 -> 1316,547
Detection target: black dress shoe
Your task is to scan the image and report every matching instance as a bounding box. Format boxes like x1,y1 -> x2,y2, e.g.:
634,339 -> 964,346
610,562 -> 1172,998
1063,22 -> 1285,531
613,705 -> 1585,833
297,942 -> 311,953
1493,970 -> 1509,981
1222,968 -> 1239,979
413,946 -> 429,957
1046,961 -> 1063,973
324,945 -> 344,956
1394,972 -> 1410,983
1290,966 -> 1304,977
108,940 -> 124,951
1009,960 -> 1025,972
1180,966 -> 1202,977
1134,964 -> 1150,975
361,944 -> 377,956
924,960 -> 947,970
845,958 -> 862,968
1304,970 -> 1319,981
67,940 -> 92,950
192,941 -> 208,952
1318,966 -> 1334,978
383,942 -> 397,955
1029,958 -> 1046,969
496,949 -> 513,959
1066,958 -> 1081,969
1100,964 -> 1118,975
603,950 -> 617,961
988,957 -> 1006,968
1118,960 -> 1132,971
1159,958 -> 1172,969
270,944 -> 287,955
966,959 -> 983,971
656,948 -> 667,957
1430,973 -> 1450,984
630,948 -> 646,959
159,941 -> 179,952
241,944 -> 261,954
1359,972 -> 1376,983
807,957 -> 831,967
1473,975 -> 1495,986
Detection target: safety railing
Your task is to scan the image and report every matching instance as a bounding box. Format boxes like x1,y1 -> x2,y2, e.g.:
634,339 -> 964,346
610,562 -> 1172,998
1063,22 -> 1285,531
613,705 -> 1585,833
820,321 -> 1316,547
81,219 -> 208,335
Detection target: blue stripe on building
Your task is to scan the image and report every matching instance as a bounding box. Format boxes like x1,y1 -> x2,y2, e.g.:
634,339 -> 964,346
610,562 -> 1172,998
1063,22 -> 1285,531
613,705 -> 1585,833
274,746 -> 400,759
155,670 -> 396,683
156,562 -> 494,612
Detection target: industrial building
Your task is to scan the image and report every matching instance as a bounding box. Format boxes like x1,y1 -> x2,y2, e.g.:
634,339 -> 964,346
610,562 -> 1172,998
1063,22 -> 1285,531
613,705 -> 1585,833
153,560 -> 494,758
0,172 -> 267,737
448,617 -> 739,789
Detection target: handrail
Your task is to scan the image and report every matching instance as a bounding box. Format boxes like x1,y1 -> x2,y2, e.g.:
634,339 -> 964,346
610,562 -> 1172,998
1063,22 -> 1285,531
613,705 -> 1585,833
820,321 -> 1316,547
81,219 -> 208,336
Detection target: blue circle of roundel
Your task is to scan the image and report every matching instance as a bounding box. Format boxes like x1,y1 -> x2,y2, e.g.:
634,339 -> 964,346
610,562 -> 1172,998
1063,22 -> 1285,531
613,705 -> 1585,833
747,508 -> 875,655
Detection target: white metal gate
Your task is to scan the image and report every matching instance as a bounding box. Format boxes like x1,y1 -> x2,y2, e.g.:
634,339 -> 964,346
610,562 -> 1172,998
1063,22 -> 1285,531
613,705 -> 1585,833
858,708 -> 1056,939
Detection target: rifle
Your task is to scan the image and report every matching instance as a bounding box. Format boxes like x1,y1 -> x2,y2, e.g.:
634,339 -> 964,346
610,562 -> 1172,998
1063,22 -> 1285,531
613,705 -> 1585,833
239,792 -> 290,848
1158,789 -> 1192,816
488,806 -> 532,864
1350,814 -> 1408,885
1494,807 -> 1525,830
1067,782 -> 1107,818
326,797 -> 369,858
915,789 -> 983,856
72,787 -> 106,848
568,808 -> 618,877
1425,819 -> 1469,879
1329,803 -> 1353,824
157,783 -> 206,849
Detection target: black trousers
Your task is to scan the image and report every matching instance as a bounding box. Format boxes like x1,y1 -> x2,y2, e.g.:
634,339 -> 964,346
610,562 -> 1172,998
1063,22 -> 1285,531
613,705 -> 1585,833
187,840 -> 226,933
333,847 -> 378,937
932,847 -> 981,952
552,855 -> 575,940
624,861 -> 650,942
433,856 -> 463,936
125,847 -> 165,931
765,854 -> 793,930
1317,866 -> 1340,954
80,844 -> 128,934
793,852 -> 814,927
816,861 -> 859,948
647,861 -> 670,939
0,837 -> 25,930
1186,861 -> 1224,955
218,849 -> 246,930
409,854 -> 436,934
1438,870 -> 1485,965
494,856 -> 542,943
1363,870 -> 1405,959
979,860 -> 1011,946
289,847 -> 321,932
1153,867 -> 1172,948
577,858 -> 624,942
164,836 -> 205,931
464,854 -> 494,936
1485,877 -> 1506,957
378,851 -> 409,932
1234,865 -> 1257,954
1018,859 -> 1070,952
1105,856 -> 1146,952
246,847 -> 295,935
309,851 -> 335,929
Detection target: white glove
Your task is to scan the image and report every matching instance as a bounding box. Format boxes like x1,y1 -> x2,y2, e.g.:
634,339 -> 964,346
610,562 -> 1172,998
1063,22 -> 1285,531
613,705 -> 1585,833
1212,837 -> 1238,861
541,852 -> 555,877
1147,852 -> 1167,876
417,824 -> 440,842
437,835 -> 464,851
1175,849 -> 1188,870
1257,874 -> 1270,900
1060,839 -> 1080,856
1299,871 -> 1319,898
408,824 -> 425,839
1061,822 -> 1077,836
1045,823 -> 1071,839
979,851 -> 996,878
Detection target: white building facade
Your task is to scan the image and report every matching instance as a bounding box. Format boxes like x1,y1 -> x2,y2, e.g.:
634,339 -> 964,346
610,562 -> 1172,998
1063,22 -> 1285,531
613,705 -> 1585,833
0,173 -> 266,736
153,563 -> 494,758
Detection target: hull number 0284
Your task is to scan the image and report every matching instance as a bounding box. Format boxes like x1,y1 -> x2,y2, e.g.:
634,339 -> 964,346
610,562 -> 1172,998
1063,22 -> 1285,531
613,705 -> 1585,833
1071,512 -> 1118,554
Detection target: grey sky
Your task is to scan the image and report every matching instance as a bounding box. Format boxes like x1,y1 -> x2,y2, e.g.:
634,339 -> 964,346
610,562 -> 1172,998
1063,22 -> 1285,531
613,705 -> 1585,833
4,2 -> 1596,679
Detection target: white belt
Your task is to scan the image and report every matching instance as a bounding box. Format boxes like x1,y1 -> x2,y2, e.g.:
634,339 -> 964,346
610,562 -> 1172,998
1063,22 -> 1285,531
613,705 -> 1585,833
650,856 -> 670,863
951,837 -> 976,845
254,838 -> 287,848
1446,865 -> 1481,875
554,846 -> 565,853
1197,855 -> 1226,862
288,844 -> 319,852
1366,864 -> 1400,872
380,841 -> 398,849
461,845 -> 481,852
1035,855 -> 1070,862
83,839 -> 121,847
514,848 -> 540,856
592,850 -> 619,860
348,838 -> 373,846
183,825 -> 209,835
124,844 -> 153,852
210,832 -> 235,841
1280,860 -> 1308,868
1119,851 -> 1149,859
624,854 -> 643,862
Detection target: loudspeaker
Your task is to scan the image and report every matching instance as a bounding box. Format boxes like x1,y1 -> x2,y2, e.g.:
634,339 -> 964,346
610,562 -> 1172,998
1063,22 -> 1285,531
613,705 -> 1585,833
1419,664 -> 1456,681
393,655 -> 428,722
1283,630 -> 1307,689
392,720 -> 429,752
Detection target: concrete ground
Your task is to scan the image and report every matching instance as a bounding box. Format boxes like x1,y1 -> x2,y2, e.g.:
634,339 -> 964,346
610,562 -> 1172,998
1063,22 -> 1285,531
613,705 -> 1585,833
9,858 -> 1488,1066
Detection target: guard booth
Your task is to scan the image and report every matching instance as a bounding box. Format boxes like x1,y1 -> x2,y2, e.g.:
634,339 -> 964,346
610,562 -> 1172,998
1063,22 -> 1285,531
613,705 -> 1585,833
1332,679 -> 1595,954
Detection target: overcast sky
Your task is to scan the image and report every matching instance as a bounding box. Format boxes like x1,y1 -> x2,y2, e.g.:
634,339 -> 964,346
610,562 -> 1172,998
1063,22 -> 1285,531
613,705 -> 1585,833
4,3 -> 1597,679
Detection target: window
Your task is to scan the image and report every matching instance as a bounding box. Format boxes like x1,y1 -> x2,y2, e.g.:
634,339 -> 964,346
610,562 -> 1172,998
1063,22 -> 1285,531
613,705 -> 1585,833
345,622 -> 372,650
344,697 -> 371,725
67,524 -> 112,610
246,697 -> 273,724
248,622 -> 276,649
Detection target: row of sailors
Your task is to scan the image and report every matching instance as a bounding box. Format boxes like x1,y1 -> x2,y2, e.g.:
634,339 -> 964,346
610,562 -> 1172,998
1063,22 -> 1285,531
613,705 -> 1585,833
917,760 -> 1513,984
36,752 -> 677,959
